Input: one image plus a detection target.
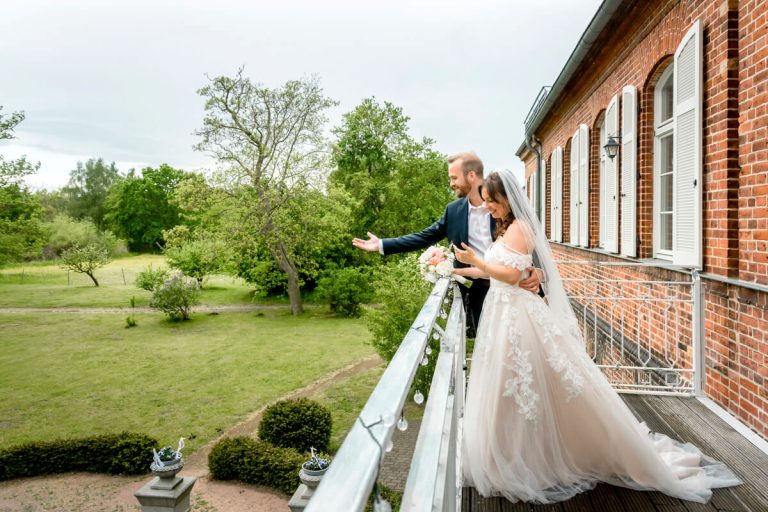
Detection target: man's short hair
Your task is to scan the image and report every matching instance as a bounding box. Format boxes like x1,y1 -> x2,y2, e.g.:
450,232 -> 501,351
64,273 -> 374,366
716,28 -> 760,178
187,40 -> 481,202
448,152 -> 484,178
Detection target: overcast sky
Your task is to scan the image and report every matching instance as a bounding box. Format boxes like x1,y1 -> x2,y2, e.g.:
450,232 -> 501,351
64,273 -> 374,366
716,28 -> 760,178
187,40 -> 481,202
0,0 -> 602,190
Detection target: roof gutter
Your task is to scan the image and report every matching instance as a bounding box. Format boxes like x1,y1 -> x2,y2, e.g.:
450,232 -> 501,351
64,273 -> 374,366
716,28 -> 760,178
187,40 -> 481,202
516,0 -> 626,157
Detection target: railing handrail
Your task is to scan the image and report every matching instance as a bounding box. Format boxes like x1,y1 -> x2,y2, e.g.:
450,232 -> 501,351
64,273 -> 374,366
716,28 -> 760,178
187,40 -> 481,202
401,286 -> 465,511
305,279 -> 452,511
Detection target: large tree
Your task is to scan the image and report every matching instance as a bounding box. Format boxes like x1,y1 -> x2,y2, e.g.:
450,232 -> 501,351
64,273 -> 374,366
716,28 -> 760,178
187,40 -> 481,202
193,70 -> 338,315
0,106 -> 44,264
330,98 -> 453,239
62,158 -> 122,228
105,164 -> 189,251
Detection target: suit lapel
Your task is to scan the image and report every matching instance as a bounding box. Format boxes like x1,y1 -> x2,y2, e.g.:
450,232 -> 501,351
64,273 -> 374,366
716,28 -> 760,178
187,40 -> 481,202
458,198 -> 469,245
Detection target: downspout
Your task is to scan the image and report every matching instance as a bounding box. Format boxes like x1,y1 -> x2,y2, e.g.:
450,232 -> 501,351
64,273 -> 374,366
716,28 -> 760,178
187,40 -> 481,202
525,134 -> 543,220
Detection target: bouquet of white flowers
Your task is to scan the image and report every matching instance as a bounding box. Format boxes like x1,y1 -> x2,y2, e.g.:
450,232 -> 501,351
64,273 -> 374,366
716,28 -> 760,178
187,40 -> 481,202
417,244 -> 471,287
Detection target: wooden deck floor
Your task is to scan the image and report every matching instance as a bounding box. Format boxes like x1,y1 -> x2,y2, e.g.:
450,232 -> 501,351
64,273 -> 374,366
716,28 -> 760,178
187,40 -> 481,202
462,394 -> 768,512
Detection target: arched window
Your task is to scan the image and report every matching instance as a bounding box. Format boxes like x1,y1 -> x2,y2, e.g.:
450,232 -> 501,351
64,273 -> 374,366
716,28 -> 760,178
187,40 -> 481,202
653,64 -> 675,258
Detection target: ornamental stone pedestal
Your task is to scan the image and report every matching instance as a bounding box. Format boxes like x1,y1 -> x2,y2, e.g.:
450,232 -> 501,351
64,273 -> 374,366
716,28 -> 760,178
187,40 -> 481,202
134,460 -> 196,512
288,465 -> 326,511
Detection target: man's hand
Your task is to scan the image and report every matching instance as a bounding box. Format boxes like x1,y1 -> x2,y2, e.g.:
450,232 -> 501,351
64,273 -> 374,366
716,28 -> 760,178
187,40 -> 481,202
352,232 -> 381,252
519,266 -> 542,294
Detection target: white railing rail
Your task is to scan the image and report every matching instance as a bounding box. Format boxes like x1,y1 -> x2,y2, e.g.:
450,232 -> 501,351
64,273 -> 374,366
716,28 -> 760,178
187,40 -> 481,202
306,278 -> 465,511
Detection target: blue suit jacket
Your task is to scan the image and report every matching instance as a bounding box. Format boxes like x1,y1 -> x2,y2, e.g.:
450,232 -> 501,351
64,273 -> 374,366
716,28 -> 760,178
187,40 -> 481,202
381,197 -> 496,269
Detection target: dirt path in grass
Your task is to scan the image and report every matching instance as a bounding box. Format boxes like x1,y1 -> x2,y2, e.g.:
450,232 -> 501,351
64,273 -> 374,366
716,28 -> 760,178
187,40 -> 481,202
0,304 -> 322,314
0,355 -> 383,512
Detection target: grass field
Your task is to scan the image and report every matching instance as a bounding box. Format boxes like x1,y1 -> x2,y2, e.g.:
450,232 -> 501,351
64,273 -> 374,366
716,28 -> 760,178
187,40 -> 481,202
0,255 -> 290,308
0,309 -> 375,453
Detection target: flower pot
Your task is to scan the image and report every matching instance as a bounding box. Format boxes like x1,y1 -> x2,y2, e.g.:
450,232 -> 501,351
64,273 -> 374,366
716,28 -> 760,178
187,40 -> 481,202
299,463 -> 328,489
151,457 -> 184,479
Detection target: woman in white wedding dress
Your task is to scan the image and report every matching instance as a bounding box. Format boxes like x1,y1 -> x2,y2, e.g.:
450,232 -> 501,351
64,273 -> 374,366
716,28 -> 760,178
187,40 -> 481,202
452,169 -> 741,504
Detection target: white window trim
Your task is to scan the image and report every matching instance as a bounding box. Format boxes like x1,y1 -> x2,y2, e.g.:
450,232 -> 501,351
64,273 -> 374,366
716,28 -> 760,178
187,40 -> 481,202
653,65 -> 675,261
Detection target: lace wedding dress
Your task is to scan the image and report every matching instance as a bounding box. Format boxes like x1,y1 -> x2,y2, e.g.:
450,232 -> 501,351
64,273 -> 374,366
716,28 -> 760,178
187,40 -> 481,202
461,240 -> 741,504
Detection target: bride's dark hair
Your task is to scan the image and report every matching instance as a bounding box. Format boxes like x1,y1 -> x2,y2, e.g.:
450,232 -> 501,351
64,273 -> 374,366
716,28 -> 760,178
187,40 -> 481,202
482,172 -> 516,238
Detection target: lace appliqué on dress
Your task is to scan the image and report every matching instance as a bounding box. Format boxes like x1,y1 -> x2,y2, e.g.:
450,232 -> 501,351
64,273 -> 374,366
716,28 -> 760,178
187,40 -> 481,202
526,300 -> 584,400
501,307 -> 540,421
495,248 -> 532,272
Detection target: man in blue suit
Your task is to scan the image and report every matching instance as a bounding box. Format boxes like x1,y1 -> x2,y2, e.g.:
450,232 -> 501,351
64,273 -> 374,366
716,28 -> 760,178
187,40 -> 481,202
352,152 -> 541,336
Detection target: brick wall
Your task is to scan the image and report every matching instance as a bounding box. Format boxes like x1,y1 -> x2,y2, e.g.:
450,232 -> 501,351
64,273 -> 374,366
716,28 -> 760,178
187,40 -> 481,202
738,0 -> 768,285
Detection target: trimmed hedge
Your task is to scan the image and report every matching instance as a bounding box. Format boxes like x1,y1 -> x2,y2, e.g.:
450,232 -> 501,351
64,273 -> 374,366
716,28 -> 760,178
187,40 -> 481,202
258,398 -> 332,453
0,432 -> 158,481
208,437 -> 305,495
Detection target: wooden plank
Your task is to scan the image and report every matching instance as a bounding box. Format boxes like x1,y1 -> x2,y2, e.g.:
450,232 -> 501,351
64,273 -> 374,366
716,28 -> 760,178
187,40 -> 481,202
643,396 -> 768,512
679,497 -> 718,511
463,486 -> 473,512
561,492 -> 594,512
708,488 -> 752,512
500,498 -> 531,512
531,502 -> 564,512
613,487 -> 660,511
673,397 -> 768,480
588,484 -> 626,512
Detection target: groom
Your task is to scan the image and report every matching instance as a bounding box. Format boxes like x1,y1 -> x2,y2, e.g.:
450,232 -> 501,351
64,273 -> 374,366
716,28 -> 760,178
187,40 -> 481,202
352,151 -> 542,335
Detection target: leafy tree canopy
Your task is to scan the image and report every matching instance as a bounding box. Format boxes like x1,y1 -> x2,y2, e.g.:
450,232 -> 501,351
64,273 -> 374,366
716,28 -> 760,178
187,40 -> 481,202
61,158 -> 122,228
105,164 -> 190,251
330,98 -> 453,239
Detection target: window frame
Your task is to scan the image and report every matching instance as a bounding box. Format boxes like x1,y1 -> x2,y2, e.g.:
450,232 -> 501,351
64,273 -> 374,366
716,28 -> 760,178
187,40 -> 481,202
653,65 -> 675,261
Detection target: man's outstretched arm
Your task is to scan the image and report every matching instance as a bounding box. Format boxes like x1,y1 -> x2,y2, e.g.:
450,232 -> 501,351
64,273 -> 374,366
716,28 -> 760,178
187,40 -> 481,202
352,211 -> 448,255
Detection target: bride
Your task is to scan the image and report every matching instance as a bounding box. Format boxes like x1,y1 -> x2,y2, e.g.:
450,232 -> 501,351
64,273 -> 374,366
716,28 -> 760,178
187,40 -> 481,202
452,169 -> 741,504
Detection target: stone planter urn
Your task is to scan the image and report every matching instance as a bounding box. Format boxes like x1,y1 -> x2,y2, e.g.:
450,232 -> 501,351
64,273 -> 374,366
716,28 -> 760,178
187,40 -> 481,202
135,440 -> 196,512
299,462 -> 328,490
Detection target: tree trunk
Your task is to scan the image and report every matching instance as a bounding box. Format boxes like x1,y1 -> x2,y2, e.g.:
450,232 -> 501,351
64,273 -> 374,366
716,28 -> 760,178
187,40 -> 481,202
86,272 -> 99,287
273,240 -> 303,315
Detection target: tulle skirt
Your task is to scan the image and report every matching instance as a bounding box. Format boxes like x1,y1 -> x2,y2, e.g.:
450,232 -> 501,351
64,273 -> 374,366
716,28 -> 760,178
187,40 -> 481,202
461,286 -> 742,504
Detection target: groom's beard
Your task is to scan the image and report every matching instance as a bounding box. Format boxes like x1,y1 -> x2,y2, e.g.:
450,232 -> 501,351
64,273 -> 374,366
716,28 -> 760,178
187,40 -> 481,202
454,184 -> 471,197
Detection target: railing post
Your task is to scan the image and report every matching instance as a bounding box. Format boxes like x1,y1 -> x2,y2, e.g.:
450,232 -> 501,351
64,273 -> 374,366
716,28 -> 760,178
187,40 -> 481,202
692,270 -> 705,396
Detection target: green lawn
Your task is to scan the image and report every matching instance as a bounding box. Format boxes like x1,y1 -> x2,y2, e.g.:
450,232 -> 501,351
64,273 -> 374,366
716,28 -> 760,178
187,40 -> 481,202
0,310 -> 375,454
0,255 -> 288,308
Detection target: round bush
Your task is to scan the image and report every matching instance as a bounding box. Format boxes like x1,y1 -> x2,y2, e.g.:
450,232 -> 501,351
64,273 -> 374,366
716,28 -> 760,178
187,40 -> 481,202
149,271 -> 201,320
316,267 -> 374,317
258,398 -> 332,453
208,437 -> 305,495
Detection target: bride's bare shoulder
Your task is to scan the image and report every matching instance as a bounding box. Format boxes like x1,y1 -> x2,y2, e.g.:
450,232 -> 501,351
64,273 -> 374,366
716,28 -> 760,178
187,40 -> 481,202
501,222 -> 532,255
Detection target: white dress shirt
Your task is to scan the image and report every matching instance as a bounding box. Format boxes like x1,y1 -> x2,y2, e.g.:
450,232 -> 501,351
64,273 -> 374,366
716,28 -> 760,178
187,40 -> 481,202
467,202 -> 493,261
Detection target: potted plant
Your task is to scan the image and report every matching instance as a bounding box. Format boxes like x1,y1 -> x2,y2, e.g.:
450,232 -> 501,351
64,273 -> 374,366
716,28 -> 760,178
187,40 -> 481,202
151,438 -> 185,478
299,447 -> 331,489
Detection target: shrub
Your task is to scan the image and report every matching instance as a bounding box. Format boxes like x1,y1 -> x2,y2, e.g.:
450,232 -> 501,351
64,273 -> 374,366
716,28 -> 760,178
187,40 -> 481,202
208,437 -> 305,495
149,271 -> 201,320
258,398 -> 332,453
0,432 -> 157,481
365,483 -> 403,512
135,265 -> 170,291
42,214 -> 126,259
366,254 -> 436,395
315,267 -> 374,317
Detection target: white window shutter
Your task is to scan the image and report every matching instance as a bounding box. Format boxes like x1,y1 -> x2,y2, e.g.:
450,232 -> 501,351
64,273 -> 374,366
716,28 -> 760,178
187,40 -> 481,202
673,20 -> 703,268
570,130 -> 580,244
554,147 -> 564,242
621,85 -> 638,257
605,97 -> 619,253
540,158 -> 547,236
579,124 -> 589,247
